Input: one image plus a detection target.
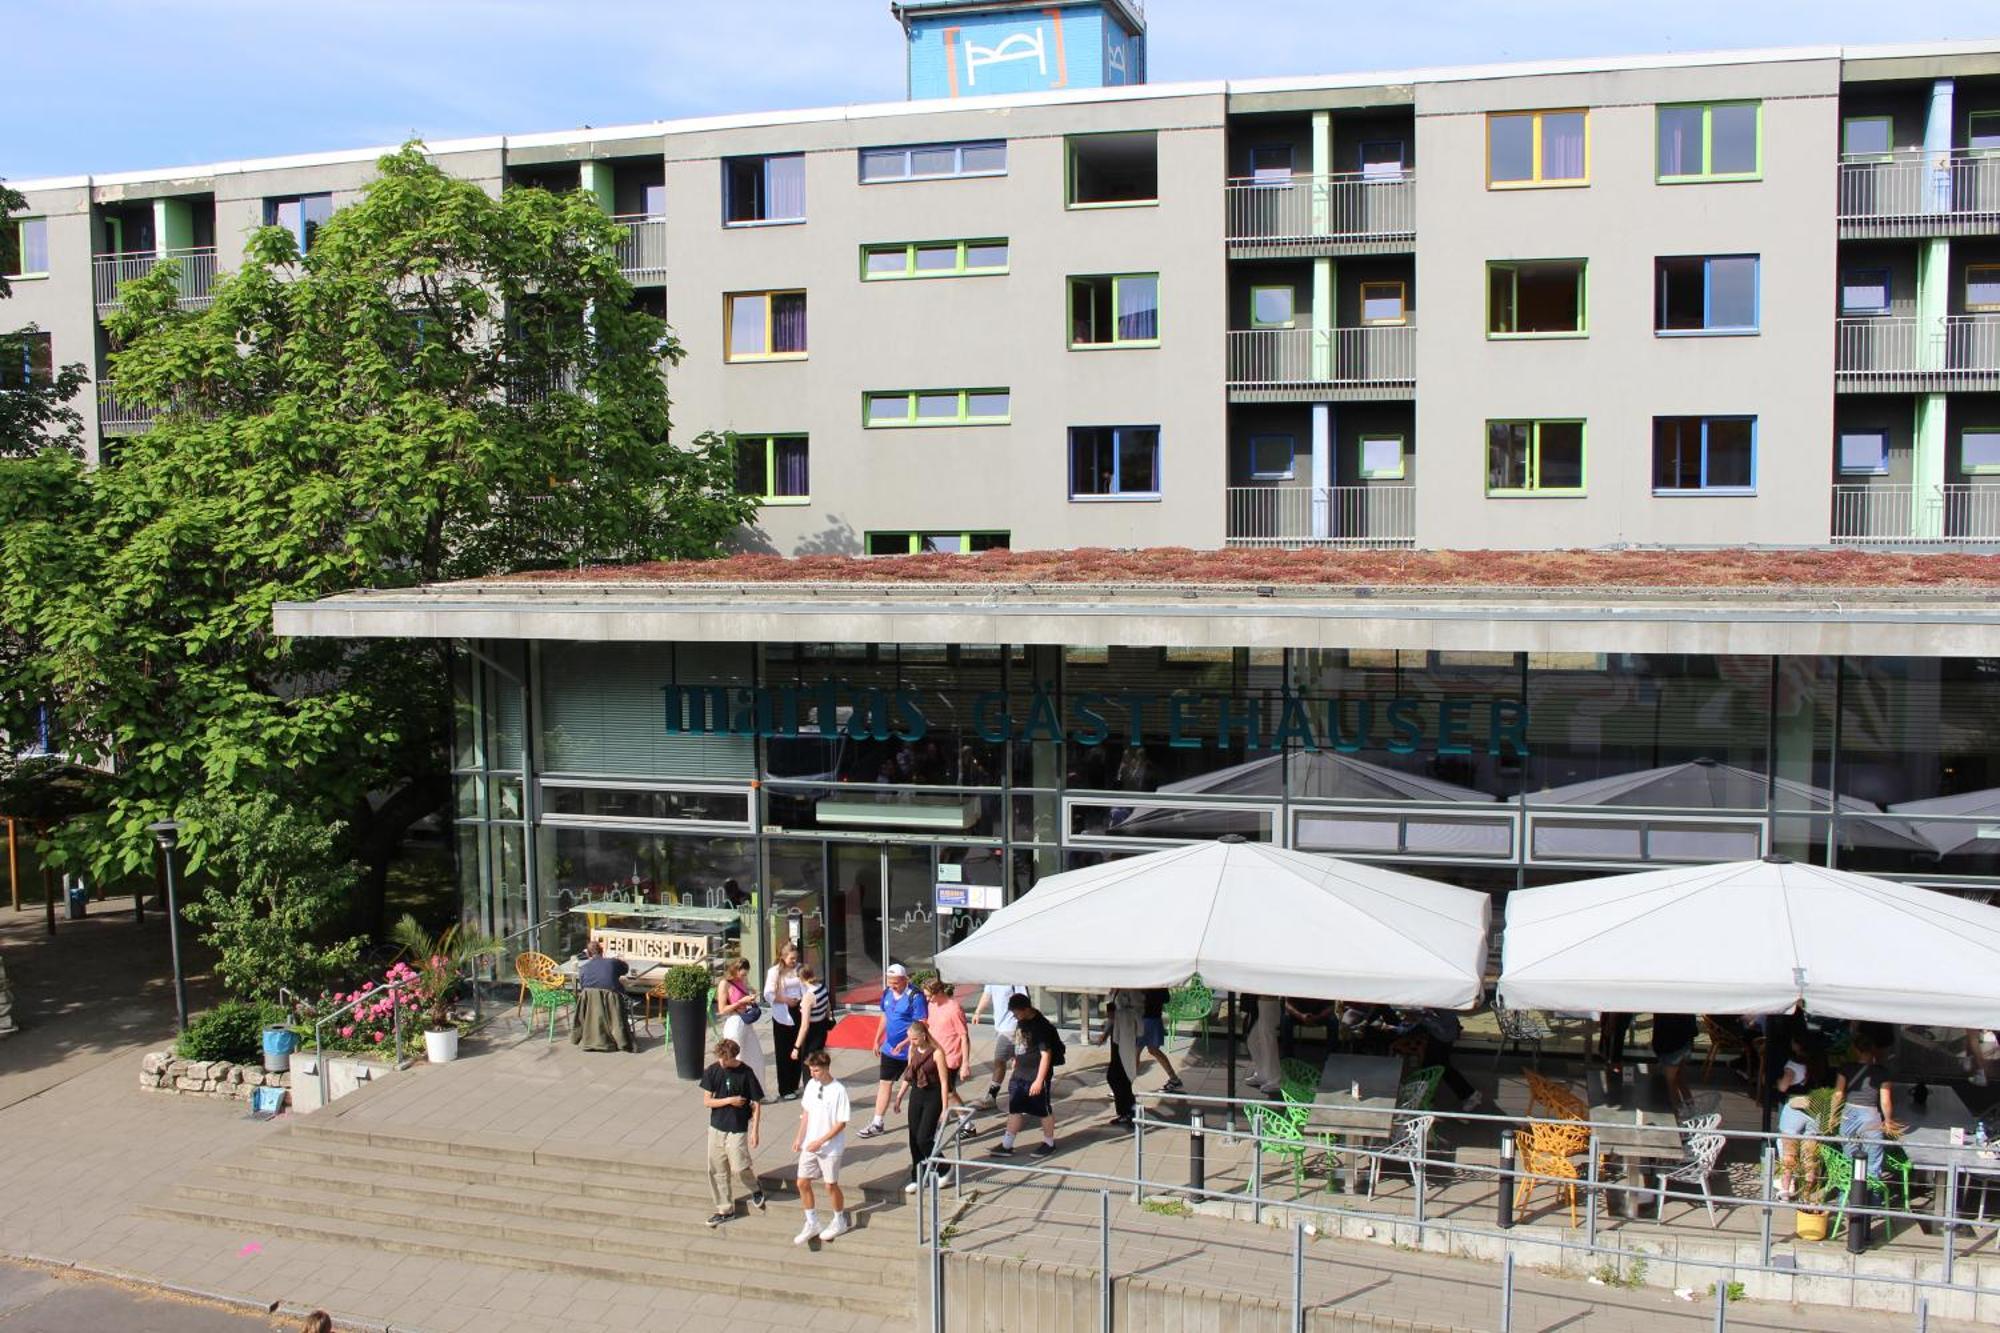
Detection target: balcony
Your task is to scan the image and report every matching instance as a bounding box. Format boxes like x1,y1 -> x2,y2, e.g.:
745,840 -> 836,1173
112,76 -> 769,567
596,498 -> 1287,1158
1226,325 -> 1415,402
613,215 -> 667,281
1225,485 -> 1415,549
1837,151 -> 2000,237
1832,483 -> 2000,545
96,382 -> 161,435
92,247 -> 218,315
1835,314 -> 2000,392
1224,172 -> 1415,257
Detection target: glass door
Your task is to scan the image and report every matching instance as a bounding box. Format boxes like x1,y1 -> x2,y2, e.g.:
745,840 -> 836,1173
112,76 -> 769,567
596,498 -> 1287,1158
882,844 -> 936,981
825,843 -> 941,1008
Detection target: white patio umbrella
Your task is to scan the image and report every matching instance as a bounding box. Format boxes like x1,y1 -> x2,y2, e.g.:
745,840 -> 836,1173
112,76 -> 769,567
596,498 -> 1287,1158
1498,858 -> 2000,1028
934,838 -> 1491,1008
1888,786 -> 2000,858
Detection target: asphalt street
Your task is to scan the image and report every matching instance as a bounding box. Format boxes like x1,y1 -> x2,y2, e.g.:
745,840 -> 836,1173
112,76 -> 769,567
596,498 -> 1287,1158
0,1260 -> 285,1331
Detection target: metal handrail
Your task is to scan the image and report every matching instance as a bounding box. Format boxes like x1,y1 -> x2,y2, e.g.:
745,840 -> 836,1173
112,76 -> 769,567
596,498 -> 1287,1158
308,978 -> 410,1109
1223,171 -> 1415,244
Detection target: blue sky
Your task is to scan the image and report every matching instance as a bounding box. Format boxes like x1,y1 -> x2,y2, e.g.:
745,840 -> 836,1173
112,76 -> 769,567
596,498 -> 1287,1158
5,0 -> 1998,179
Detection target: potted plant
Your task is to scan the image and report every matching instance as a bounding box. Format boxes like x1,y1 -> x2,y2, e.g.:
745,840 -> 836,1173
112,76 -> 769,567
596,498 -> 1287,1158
390,913 -> 504,1063
663,963 -> 714,1080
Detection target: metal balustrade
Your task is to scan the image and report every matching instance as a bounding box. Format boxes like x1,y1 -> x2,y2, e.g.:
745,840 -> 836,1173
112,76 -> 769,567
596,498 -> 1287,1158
92,247 -> 217,313
95,382 -> 162,435
1224,172 -> 1415,246
1226,485 -> 1415,548
1836,314 -> 2000,387
1838,150 -> 2000,229
1226,325 -> 1415,392
612,215 -> 667,278
1833,483 -> 2000,544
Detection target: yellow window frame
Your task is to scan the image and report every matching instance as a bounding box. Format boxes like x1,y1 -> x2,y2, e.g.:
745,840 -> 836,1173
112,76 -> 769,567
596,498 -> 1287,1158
723,290 -> 808,362
1487,109 -> 1591,189
1358,280 -> 1408,326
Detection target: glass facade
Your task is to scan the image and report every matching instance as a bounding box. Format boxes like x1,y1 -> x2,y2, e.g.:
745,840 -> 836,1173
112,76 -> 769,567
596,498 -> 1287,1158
451,640 -> 2000,1006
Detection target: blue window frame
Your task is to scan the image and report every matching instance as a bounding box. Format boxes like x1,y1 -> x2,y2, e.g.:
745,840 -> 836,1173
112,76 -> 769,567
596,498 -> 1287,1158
1069,425 -> 1160,499
1656,255 -> 1759,333
265,193 -> 332,252
1838,429 -> 1890,475
1248,434 -> 1296,480
1841,268 -> 1891,316
1653,416 -> 1756,493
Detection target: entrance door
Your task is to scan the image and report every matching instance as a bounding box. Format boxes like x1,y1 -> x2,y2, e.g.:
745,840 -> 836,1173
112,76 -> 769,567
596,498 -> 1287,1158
826,844 -> 935,1008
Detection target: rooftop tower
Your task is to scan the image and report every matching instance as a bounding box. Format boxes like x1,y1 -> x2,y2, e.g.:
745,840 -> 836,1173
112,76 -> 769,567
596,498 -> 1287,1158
890,1 -> 1147,101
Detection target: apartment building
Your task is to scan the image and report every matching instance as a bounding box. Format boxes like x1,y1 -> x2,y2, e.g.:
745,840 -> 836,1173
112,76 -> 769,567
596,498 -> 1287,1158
10,9 -> 2000,555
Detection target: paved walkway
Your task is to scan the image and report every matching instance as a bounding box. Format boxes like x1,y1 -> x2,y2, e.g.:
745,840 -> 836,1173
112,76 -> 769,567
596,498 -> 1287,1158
0,1258 -> 283,1331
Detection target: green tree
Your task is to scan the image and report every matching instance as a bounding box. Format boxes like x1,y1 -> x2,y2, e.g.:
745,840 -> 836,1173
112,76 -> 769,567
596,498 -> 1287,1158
179,794 -> 367,1001
0,146 -> 753,924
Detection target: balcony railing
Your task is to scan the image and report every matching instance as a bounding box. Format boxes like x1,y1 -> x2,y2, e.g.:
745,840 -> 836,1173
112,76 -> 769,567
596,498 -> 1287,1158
1224,172 -> 1415,247
1225,485 -> 1415,548
1837,150 -> 2000,229
92,247 -> 218,313
1831,483 -> 2000,543
96,382 -> 161,435
1835,313 -> 2000,384
613,214 -> 667,278
1227,325 -> 1415,392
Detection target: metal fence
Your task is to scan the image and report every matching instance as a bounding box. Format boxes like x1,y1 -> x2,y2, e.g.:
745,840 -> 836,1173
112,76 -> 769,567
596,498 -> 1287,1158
96,381 -> 162,434
92,247 -> 218,312
1836,314 -> 2000,380
1226,325 -> 1416,390
1838,150 -> 2000,226
1833,483 -> 2000,544
1225,485 -> 1415,549
1224,173 -> 1416,246
613,215 -> 668,278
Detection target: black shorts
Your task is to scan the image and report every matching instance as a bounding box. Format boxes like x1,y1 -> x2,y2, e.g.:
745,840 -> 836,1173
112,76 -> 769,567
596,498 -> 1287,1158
879,1053 -> 909,1082
1008,1077 -> 1052,1119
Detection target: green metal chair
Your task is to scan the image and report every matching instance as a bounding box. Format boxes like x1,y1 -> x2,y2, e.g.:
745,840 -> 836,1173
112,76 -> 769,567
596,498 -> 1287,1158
1818,1142 -> 1880,1241
1249,1102 -> 1312,1197
526,980 -> 577,1043
1399,1065 -> 1444,1110
1279,1057 -> 1322,1099
1163,976 -> 1216,1054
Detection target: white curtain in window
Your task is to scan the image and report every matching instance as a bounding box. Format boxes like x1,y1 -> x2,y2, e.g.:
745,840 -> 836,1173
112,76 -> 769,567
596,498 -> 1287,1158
764,156 -> 806,220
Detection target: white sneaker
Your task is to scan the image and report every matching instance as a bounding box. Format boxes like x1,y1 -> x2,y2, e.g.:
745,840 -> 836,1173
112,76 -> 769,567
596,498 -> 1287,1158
903,1180 -> 919,1195
818,1212 -> 850,1242
793,1215 -> 819,1245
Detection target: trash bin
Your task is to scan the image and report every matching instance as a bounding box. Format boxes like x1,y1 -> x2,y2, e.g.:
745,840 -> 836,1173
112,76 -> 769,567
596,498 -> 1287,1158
262,1026 -> 298,1073
64,882 -> 88,920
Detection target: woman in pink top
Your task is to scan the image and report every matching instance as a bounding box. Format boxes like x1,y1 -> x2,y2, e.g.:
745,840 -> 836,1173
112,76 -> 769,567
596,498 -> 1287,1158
923,979 -> 978,1136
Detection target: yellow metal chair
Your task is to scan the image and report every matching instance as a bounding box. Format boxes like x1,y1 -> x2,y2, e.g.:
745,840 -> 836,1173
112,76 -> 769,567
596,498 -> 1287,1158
514,951 -> 565,1018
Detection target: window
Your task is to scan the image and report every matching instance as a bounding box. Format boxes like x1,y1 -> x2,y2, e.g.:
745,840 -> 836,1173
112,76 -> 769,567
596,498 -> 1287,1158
1656,255 -> 1759,333
1487,110 -> 1588,186
2,217 -> 48,278
1248,434 -> 1295,480
861,238 -> 1008,280
1972,111 -> 2000,154
1968,264 -> 2000,312
1250,285 -> 1295,328
1248,145 -> 1294,183
1839,429 -> 1890,476
733,435 -> 810,502
1067,132 -> 1157,206
1358,281 -> 1407,326
1359,141 -> 1407,179
1843,117 -> 1894,159
1069,274 -> 1160,347
1652,416 -> 1756,494
1070,426 -> 1160,499
1842,268 -> 1891,316
1963,427 -> 2000,474
1656,102 -> 1761,181
864,388 -> 1010,427
725,291 -> 807,360
1358,434 -> 1406,480
266,193 -> 332,252
0,332 -> 53,389
723,154 -> 805,224
866,531 -> 1011,555
859,140 -> 1006,183
1486,419 -> 1584,495
1488,260 -> 1586,336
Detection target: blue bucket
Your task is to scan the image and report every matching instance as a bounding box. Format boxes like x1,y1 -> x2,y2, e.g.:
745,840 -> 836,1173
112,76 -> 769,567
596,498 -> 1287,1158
262,1025 -> 298,1072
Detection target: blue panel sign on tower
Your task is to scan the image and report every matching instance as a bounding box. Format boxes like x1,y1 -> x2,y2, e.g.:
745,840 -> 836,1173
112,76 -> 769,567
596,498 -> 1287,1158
894,2 -> 1147,101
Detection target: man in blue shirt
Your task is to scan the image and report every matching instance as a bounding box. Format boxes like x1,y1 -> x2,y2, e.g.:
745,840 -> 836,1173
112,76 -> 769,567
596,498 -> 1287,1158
858,963 -> 928,1139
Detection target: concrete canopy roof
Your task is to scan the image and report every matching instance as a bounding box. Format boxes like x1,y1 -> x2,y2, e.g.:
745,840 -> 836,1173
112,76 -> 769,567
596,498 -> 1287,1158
273,549 -> 2000,658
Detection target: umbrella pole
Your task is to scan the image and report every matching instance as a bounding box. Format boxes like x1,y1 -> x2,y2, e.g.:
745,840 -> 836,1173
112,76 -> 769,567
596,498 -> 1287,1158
1225,990 -> 1238,1129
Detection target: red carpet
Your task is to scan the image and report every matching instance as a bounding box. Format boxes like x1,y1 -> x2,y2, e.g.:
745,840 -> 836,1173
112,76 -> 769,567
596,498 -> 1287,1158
826,1014 -> 879,1050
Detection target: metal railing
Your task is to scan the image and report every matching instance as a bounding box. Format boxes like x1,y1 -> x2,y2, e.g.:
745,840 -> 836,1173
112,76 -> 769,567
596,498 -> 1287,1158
96,381 -> 161,434
92,247 -> 218,312
1224,172 -> 1415,245
1838,149 -> 2000,227
1836,315 -> 1923,375
1225,484 -> 1415,548
612,214 -> 667,278
1227,325 -> 1415,390
1834,483 -> 2000,543
1944,312 -> 2000,370
308,977 -> 410,1108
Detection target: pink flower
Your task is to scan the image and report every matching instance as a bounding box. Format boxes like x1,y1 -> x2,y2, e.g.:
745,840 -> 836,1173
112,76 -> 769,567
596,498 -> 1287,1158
339,1025 -> 354,1038
372,1031 -> 386,1044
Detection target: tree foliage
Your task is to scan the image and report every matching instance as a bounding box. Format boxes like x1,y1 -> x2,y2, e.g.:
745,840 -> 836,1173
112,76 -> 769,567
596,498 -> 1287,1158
0,146 -> 753,913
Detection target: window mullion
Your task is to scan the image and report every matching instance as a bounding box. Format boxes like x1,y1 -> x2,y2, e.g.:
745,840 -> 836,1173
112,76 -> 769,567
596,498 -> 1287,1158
1530,114 -> 1543,183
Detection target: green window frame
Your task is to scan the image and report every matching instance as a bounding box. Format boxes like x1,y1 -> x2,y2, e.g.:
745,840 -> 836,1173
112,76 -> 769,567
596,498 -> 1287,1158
2,216 -> 49,279
861,238 -> 1009,280
1842,115 -> 1895,160
731,434 -> 810,504
724,290 -> 808,361
863,388 -> 1011,427
1485,419 -> 1586,496
864,530 -> 1011,555
1249,284 -> 1296,329
1962,427 -> 2000,475
1656,101 -> 1762,182
1486,109 -> 1590,187
1357,434 -> 1406,480
1069,273 -> 1160,348
1487,260 -> 1587,337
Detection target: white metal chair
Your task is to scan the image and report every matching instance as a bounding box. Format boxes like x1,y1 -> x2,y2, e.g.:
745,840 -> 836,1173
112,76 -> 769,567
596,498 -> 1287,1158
1368,1111 -> 1436,1200
1678,1091 -> 1722,1122
1651,1131 -> 1728,1227
1490,1002 -> 1553,1069
1679,1109 -> 1722,1134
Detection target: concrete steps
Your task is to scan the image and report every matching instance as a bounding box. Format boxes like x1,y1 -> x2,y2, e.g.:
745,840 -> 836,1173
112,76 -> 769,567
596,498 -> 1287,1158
142,1118 -> 919,1318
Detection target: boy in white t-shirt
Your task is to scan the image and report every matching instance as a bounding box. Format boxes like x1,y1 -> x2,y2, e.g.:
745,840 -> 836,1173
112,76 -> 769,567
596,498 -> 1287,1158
793,1049 -> 851,1243
970,982 -> 1027,1108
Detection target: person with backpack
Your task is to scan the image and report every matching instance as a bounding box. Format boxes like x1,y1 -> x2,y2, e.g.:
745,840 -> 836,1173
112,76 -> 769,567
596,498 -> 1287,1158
990,993 -> 1063,1158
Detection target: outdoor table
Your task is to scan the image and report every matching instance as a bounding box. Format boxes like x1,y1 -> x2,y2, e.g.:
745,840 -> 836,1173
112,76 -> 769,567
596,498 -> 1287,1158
1888,1085 -> 2000,1233
1314,1052 -> 1404,1193
1587,1068 -> 1686,1219
556,956 -> 666,995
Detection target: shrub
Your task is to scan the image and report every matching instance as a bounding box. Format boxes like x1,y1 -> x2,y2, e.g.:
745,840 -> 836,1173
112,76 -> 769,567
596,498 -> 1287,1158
175,999 -> 286,1063
662,963 -> 713,1001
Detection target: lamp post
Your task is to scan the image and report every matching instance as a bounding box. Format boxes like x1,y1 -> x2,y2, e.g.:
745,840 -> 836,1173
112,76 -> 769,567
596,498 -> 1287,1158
148,819 -> 189,1034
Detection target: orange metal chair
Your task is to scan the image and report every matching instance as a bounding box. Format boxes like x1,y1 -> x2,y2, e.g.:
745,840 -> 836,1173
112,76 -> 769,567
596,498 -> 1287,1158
513,951 -> 566,1017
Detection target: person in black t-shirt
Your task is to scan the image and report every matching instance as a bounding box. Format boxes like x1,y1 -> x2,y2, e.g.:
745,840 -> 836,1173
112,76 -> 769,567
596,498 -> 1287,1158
1651,1013 -> 1698,1107
699,1038 -> 765,1227
991,994 -> 1061,1158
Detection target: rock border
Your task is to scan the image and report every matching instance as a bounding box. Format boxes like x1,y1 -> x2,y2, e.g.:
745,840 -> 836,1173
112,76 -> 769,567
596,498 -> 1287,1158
139,1050 -> 289,1105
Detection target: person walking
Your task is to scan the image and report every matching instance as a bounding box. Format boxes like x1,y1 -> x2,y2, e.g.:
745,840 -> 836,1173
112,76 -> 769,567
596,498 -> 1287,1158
971,981 -> 1028,1108
764,940 -> 808,1099
1651,1012 -> 1698,1108
1393,1008 -> 1492,1113
698,1038 -> 765,1227
923,978 -> 977,1135
858,963 -> 927,1139
891,1019 -> 949,1195
790,962 -> 834,1069
1140,987 -> 1185,1093
793,1049 -> 852,1243
1246,993 -> 1283,1093
715,957 -> 769,1095
1097,988 -> 1143,1126
991,993 -> 1062,1158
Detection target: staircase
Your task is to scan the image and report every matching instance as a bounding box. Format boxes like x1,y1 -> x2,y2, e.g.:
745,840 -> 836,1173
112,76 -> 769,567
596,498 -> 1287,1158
138,1119 -> 919,1318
